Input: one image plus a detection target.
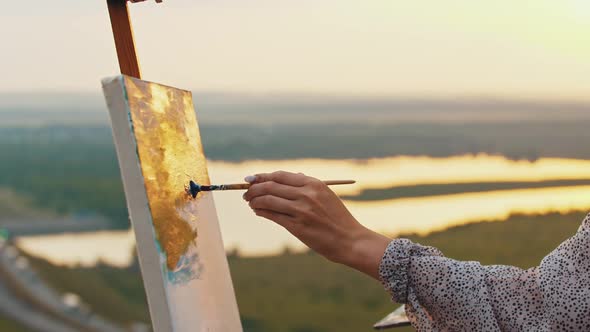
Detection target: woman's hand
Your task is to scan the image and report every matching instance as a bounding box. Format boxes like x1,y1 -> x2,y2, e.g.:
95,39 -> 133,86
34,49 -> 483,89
243,171 -> 391,279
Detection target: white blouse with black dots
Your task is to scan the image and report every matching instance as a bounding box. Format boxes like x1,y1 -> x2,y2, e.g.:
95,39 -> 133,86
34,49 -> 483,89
379,213 -> 590,331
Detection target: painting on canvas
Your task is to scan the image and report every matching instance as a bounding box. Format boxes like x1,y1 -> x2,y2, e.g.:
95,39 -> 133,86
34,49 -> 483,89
102,75 -> 242,332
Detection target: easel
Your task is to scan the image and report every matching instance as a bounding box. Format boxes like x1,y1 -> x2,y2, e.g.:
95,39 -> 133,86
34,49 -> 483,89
104,2 -> 408,331
102,2 -> 243,331
106,0 -> 156,79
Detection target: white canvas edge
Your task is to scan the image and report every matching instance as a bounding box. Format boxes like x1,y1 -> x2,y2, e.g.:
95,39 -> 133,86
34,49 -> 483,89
102,75 -> 174,332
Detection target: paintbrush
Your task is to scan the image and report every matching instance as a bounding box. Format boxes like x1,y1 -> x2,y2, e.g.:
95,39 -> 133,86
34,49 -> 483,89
185,180 -> 356,198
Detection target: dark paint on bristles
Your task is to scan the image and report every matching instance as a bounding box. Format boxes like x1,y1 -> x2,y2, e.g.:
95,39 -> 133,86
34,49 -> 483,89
187,180 -> 200,198
186,180 -> 223,198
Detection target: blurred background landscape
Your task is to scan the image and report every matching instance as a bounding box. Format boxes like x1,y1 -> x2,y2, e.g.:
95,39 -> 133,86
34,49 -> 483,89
1,0 -> 590,331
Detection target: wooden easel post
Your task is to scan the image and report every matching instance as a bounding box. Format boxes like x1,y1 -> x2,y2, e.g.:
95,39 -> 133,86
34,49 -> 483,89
106,0 -> 142,78
103,3 -> 244,330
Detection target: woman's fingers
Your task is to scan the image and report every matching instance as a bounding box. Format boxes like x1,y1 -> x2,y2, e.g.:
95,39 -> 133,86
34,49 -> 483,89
253,208 -> 296,229
243,181 -> 300,201
249,195 -> 297,216
247,171 -> 310,187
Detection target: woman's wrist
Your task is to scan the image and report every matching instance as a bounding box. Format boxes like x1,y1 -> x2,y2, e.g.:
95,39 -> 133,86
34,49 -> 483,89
341,226 -> 392,280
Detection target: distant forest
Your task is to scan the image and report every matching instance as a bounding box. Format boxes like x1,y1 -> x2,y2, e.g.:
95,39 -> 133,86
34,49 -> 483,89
0,120 -> 589,228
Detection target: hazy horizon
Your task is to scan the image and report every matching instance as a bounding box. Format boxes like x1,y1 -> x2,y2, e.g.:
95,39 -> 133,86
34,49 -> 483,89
2,1 -> 589,99
2,91 -> 589,127
0,92 -> 590,127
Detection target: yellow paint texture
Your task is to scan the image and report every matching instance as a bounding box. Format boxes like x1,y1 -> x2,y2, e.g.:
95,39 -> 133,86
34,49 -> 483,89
124,77 -> 210,270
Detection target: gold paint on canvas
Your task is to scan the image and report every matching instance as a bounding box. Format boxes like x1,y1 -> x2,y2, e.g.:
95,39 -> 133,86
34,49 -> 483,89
124,76 -> 210,270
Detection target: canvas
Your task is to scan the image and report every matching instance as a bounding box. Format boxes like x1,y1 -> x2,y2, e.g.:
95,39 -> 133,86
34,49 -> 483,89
102,75 -> 242,332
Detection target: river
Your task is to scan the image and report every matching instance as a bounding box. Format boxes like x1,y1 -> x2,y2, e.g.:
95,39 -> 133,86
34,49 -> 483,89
16,155 -> 590,267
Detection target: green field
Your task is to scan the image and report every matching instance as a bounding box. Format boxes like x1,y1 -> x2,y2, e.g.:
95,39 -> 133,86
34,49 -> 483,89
25,210 -> 588,332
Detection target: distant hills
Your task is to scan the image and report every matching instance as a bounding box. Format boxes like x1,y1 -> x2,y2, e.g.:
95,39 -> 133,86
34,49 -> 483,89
1,92 -> 589,126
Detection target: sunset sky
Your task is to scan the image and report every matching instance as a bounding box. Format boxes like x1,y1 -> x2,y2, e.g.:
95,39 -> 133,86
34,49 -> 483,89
1,0 -> 589,99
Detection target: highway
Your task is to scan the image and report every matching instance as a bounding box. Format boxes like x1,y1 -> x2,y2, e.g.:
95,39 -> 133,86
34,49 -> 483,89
0,216 -> 147,332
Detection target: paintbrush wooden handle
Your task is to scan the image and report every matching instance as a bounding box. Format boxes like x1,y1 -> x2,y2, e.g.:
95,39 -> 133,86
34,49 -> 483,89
219,180 -> 355,191
322,180 -> 356,186
219,183 -> 251,190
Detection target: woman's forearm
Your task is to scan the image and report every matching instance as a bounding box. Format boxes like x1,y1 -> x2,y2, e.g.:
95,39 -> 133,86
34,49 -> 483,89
342,227 -> 392,280
243,171 -> 392,280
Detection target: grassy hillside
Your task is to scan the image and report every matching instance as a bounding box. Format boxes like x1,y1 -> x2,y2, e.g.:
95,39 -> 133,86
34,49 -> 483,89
24,257 -> 150,327
0,188 -> 56,220
24,210 -> 588,332
0,127 -> 127,227
0,315 -> 30,332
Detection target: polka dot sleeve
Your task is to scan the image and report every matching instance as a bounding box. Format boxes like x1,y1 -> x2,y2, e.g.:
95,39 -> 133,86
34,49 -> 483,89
378,238 -> 444,303
378,213 -> 590,331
